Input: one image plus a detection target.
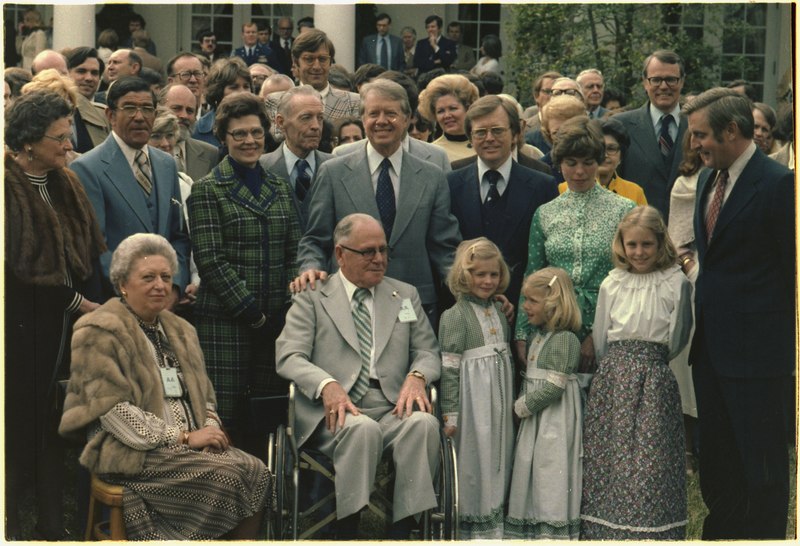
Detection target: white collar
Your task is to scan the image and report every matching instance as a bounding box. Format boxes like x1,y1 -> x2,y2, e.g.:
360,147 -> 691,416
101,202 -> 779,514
477,154 -> 513,183
112,131 -> 149,167
649,102 -> 682,127
366,141 -> 403,177
339,272 -> 375,303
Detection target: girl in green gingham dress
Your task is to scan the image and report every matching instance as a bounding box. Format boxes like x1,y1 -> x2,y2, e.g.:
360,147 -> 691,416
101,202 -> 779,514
505,267 -> 583,540
439,238 -> 514,540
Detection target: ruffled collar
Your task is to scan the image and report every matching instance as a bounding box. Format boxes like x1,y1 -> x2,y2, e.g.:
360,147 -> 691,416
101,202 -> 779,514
607,263 -> 683,286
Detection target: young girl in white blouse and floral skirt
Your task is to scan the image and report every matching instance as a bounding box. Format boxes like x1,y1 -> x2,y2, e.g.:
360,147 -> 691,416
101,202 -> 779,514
580,205 -> 693,540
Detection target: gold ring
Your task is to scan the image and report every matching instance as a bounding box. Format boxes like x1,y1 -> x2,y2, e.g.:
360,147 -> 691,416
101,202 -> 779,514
415,396 -> 421,401
329,410 -> 336,415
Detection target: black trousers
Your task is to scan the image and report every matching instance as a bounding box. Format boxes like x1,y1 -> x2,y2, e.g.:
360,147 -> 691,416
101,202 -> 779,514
692,355 -> 790,540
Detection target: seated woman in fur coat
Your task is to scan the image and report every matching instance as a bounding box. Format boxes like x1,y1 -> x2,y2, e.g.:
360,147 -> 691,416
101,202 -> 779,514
59,233 -> 274,540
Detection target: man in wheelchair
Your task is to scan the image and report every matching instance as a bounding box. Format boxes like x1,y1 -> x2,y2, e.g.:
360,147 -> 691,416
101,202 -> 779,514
276,214 -> 442,539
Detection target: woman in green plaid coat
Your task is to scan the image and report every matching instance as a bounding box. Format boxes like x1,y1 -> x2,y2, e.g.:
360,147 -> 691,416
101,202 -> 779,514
187,93 -> 301,439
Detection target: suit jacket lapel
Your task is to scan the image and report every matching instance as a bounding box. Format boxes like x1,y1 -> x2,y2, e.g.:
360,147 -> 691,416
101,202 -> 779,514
454,165 -> 482,238
409,138 -> 433,164
319,273 -> 360,354
340,147 -> 381,217
636,105 -> 664,170
373,281 -> 402,361
102,138 -> 151,230
390,152 -> 425,245
694,169 -> 713,256
710,153 -> 760,243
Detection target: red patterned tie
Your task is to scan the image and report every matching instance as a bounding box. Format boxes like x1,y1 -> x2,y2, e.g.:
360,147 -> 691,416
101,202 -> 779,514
705,170 -> 729,243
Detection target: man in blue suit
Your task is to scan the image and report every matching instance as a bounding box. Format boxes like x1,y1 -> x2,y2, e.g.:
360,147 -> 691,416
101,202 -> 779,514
231,21 -> 278,69
413,15 -> 457,76
447,95 -> 558,318
71,77 -> 191,304
686,88 -> 795,540
358,13 -> 405,71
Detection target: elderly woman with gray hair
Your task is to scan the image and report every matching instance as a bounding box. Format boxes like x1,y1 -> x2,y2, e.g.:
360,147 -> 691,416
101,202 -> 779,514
59,233 -> 273,540
5,90 -> 106,539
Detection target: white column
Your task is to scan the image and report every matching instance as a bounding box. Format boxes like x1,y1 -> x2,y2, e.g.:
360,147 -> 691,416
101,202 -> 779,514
52,4 -> 95,52
314,3 -> 356,72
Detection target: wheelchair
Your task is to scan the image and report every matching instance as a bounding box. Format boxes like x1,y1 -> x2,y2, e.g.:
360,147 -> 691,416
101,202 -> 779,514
267,382 -> 459,540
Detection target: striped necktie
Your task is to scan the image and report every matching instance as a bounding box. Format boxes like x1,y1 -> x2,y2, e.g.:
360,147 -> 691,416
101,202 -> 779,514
705,170 -> 729,243
349,287 -> 373,402
659,114 -> 674,156
134,150 -> 152,195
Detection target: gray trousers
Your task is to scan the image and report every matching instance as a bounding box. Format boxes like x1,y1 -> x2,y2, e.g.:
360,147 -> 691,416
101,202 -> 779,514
310,387 -> 440,521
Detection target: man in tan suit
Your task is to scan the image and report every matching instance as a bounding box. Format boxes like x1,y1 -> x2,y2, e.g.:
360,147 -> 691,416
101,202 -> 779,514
276,213 -> 441,539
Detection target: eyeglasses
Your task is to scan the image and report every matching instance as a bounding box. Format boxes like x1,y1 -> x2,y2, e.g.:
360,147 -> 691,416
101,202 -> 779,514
340,244 -> 389,260
149,132 -> 176,141
172,70 -> 205,81
299,54 -> 331,66
118,105 -> 156,117
471,126 -> 510,140
605,144 -> 621,155
539,89 -> 554,96
278,26 -> 293,31
646,76 -> 681,87
227,127 -> 265,141
42,132 -> 74,144
551,89 -> 579,97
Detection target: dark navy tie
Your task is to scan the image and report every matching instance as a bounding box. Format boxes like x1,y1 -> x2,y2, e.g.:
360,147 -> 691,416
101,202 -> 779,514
484,169 -> 502,207
295,159 -> 311,200
375,158 -> 396,240
380,37 -> 389,69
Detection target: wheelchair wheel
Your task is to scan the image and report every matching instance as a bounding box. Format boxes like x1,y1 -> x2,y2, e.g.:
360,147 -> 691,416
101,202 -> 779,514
425,432 -> 459,540
273,424 -> 297,540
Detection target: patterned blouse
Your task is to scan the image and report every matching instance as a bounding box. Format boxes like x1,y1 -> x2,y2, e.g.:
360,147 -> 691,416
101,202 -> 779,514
515,183 -> 635,341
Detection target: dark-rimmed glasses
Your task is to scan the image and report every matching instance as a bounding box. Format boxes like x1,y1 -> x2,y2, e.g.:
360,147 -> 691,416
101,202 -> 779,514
340,244 -> 389,260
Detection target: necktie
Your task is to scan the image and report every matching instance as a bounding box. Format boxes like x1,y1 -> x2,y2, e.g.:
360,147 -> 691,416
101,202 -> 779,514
134,150 -> 152,195
295,159 -> 311,200
659,114 -> 674,156
484,169 -> 502,206
380,36 -> 389,68
705,169 -> 729,243
349,288 -> 373,402
375,158 -> 396,240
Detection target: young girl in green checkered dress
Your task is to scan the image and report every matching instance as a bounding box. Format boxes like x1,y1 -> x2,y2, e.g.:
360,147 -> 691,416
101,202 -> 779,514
505,267 -> 583,540
439,237 -> 514,540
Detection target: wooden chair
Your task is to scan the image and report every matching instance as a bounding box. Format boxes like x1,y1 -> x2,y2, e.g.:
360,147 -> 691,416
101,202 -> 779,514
85,474 -> 126,540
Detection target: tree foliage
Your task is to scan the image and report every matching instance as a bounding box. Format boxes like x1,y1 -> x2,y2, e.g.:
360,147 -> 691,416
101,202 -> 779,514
506,3 -> 721,107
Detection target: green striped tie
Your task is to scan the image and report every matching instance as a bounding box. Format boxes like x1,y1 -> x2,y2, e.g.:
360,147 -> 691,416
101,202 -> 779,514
350,288 -> 372,402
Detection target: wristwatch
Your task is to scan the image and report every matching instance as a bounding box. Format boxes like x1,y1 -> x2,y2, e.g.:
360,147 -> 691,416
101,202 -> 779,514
407,370 -> 426,384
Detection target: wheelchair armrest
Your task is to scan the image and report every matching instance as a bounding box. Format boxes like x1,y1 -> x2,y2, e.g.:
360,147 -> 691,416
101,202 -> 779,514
287,382 -> 299,460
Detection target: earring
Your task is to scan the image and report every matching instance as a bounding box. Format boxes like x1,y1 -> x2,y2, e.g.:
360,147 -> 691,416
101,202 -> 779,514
26,147 -> 33,162
121,290 -> 128,298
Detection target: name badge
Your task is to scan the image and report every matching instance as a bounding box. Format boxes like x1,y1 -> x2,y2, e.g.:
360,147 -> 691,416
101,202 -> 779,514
398,298 -> 418,322
160,368 -> 183,397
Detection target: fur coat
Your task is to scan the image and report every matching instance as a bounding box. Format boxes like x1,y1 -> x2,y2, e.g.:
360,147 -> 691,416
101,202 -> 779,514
59,298 -> 217,475
4,153 -> 106,285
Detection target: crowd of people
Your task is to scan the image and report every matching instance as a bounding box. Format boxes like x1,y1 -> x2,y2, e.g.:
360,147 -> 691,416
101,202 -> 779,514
4,7 -> 795,542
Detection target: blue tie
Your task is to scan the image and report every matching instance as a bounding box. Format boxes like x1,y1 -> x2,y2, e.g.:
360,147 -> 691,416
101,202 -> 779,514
295,159 -> 311,200
375,158 -> 396,240
379,36 -> 389,69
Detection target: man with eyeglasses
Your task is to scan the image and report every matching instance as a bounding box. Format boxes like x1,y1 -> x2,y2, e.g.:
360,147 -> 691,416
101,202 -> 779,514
295,79 -> 460,329
277,213 -> 442,540
66,46 -> 111,153
232,21 -> 278,69
448,95 -> 557,323
197,29 -> 222,63
615,49 -> 688,217
526,77 -> 585,155
576,68 -> 607,119
259,85 -> 332,229
70,76 -> 190,304
159,83 -> 218,181
271,17 -> 294,75
522,70 -> 562,133
265,29 -> 360,130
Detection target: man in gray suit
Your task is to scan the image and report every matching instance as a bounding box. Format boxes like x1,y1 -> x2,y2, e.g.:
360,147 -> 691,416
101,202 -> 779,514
71,76 -> 190,302
332,72 -> 451,174
615,50 -> 687,217
295,79 -> 461,323
259,85 -> 331,228
358,13 -> 405,71
159,84 -> 218,180
277,213 -> 441,539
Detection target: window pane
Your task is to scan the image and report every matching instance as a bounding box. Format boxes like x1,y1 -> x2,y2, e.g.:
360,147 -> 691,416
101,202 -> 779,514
459,5 -> 479,21
480,4 -> 501,20
746,4 -> 766,26
686,27 -> 704,41
744,59 -> 764,81
251,5 -> 271,17
745,31 -> 766,54
213,4 -> 233,16
722,30 -> 742,53
683,6 -> 705,25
